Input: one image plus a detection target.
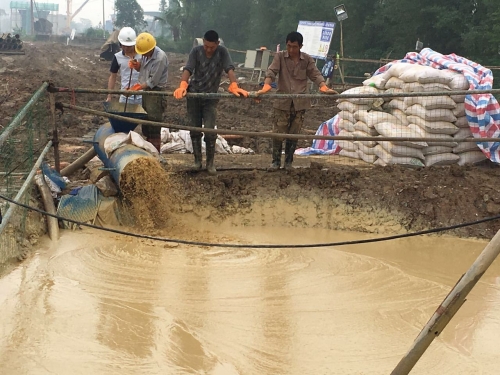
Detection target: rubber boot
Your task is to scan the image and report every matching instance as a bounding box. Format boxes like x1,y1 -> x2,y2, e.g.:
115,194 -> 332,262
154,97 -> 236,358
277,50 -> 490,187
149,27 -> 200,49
192,137 -> 202,170
267,140 -> 282,172
206,140 -> 217,176
284,140 -> 297,170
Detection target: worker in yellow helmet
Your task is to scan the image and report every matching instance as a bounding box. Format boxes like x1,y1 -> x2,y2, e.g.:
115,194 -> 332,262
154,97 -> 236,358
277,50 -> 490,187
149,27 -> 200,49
127,32 -> 168,153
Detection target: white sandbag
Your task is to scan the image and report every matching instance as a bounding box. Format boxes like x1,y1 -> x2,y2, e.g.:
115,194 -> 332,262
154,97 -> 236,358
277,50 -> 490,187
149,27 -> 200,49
353,121 -> 379,136
374,158 -> 387,167
403,96 -> 456,110
363,72 -> 390,89
402,82 -> 451,93
356,111 -> 399,127
356,142 -> 377,155
451,94 -> 466,103
422,146 -> 453,155
453,141 -> 479,154
455,116 -> 469,128
339,110 -> 356,123
353,130 -> 378,147
407,116 -> 458,135
375,122 -> 428,148
458,151 -> 487,166
384,88 -> 404,102
406,104 -> 457,122
338,129 -> 352,138
399,65 -> 453,85
445,71 -> 469,90
337,101 -> 370,113
373,145 -> 425,167
387,99 -> 406,112
390,109 -> 409,125
408,124 -> 458,147
387,63 -> 416,78
452,103 -> 465,117
385,77 -> 405,89
339,86 -> 380,105
425,153 -> 460,166
358,151 -> 377,164
338,140 -> 357,152
453,127 -> 472,139
378,141 -> 425,160
339,149 -> 359,159
338,119 -> 355,132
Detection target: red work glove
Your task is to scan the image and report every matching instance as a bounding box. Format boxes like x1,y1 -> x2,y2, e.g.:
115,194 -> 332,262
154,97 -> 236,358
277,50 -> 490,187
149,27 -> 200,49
257,83 -> 272,96
128,59 -> 141,70
228,82 -> 249,97
128,83 -> 143,91
320,85 -> 338,94
174,81 -> 188,100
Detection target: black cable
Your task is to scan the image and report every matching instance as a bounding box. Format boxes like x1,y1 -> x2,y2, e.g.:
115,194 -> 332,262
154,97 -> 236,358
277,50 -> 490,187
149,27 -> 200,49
0,193 -> 498,248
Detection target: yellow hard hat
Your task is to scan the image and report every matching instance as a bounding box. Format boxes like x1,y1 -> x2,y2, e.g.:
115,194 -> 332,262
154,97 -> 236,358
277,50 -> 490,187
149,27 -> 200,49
135,32 -> 156,55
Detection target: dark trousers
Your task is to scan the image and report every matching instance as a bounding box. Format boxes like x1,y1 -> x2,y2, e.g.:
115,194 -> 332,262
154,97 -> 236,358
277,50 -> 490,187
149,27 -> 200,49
142,87 -> 165,140
187,98 -> 218,143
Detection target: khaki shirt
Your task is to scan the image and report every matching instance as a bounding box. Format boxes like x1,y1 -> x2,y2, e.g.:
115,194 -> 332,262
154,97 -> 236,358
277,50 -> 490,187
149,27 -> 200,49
265,51 -> 325,111
139,47 -> 168,89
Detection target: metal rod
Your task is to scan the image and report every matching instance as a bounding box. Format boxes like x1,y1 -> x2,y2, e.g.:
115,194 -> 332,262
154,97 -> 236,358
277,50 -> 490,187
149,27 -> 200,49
49,92 -> 60,172
47,85 -> 500,99
0,82 -> 48,148
390,228 -> 500,375
59,102 -> 500,143
0,141 -> 52,235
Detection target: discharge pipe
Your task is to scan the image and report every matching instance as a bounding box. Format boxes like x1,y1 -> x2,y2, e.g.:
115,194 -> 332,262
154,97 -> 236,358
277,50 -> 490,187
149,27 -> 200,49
93,123 -> 156,189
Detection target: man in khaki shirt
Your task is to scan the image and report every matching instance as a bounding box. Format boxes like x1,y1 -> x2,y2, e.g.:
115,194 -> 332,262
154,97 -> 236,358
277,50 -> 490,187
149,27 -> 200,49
258,31 -> 337,170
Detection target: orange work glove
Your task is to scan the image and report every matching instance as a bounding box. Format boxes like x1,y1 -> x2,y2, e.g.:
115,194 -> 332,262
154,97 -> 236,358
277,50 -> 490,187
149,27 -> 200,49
128,83 -> 143,91
256,83 -> 272,95
320,85 -> 338,94
128,59 -> 141,70
173,81 -> 188,100
228,82 -> 249,97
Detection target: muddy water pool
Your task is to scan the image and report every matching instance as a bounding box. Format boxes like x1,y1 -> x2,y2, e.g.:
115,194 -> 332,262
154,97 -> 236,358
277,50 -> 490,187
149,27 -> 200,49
0,224 -> 499,374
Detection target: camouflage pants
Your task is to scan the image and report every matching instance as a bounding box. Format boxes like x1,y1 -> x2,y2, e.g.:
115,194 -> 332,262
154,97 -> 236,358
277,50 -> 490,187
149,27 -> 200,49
142,87 -> 165,140
273,106 -> 306,142
187,98 -> 218,143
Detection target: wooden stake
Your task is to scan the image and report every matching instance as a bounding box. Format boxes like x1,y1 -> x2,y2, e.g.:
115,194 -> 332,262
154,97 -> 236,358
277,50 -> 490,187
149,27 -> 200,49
49,92 -> 60,172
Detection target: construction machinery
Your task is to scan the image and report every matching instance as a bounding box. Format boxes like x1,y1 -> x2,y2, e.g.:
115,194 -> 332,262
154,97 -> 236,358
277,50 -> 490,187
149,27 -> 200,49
34,18 -> 53,40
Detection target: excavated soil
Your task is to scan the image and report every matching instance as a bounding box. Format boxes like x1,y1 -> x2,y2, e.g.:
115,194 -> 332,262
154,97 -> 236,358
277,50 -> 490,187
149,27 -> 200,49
2,42 -> 500,241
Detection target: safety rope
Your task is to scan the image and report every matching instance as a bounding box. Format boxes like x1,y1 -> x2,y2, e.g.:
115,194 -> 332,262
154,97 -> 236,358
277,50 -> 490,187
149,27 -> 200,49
0,193 -> 498,249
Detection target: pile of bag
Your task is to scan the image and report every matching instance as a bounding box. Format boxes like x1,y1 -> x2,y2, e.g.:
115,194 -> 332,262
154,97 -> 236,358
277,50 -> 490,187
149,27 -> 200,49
336,63 -> 486,166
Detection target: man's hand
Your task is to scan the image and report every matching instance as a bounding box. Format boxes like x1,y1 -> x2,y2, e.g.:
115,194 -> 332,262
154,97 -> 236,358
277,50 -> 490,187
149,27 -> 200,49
128,83 -> 143,91
256,83 -> 272,96
320,85 -> 338,94
228,82 -> 249,97
174,81 -> 188,100
128,59 -> 141,70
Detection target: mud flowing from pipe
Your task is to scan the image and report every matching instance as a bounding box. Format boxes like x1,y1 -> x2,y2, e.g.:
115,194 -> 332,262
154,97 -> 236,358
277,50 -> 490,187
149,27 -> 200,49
0,225 -> 500,374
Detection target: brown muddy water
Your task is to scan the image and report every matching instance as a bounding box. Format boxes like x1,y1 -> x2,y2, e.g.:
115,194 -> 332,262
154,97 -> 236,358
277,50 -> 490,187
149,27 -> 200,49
1,223 -> 500,374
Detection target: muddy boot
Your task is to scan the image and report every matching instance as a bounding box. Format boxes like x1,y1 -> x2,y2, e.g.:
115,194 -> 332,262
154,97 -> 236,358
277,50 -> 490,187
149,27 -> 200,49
267,140 -> 282,172
284,140 -> 297,170
192,137 -> 202,170
205,140 -> 217,176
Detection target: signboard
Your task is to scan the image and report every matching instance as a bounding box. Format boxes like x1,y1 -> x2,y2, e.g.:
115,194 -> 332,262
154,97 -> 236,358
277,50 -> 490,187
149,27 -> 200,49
297,21 -> 335,60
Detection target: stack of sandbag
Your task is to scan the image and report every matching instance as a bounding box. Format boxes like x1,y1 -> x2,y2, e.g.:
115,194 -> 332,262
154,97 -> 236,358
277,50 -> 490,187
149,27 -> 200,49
337,86 -> 384,162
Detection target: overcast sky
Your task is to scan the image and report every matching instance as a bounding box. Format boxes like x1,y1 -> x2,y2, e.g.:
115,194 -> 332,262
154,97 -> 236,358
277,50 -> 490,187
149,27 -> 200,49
57,0 -> 162,26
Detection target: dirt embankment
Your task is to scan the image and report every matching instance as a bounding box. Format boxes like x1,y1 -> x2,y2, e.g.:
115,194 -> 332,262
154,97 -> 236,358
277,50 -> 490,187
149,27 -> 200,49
3,42 -> 500,242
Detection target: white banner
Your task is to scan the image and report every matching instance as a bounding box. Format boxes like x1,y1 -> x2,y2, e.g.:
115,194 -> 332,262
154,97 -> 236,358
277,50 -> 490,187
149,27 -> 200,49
296,21 -> 335,60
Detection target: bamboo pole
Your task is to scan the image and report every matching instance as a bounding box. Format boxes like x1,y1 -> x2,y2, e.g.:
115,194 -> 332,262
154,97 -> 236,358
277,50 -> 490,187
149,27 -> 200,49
59,102 -> 500,144
60,147 -> 97,177
390,228 -> 500,375
34,174 -> 59,241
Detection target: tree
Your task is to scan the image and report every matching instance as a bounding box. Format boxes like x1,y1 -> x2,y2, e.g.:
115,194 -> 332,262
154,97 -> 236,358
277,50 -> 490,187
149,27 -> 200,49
114,0 -> 146,31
